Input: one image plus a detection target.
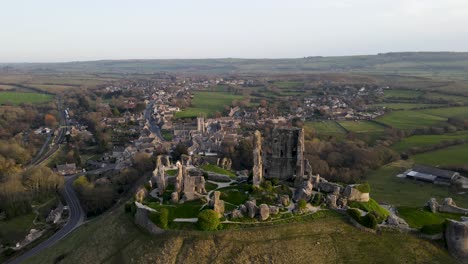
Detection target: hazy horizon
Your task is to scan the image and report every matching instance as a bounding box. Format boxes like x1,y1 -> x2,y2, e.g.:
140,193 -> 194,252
2,0 -> 468,63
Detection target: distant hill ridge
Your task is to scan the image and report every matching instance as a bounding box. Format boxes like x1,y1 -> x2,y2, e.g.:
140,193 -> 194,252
2,52 -> 468,78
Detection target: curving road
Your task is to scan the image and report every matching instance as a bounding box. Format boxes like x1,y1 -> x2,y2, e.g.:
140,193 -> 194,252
7,175 -> 85,264
6,97 -> 86,264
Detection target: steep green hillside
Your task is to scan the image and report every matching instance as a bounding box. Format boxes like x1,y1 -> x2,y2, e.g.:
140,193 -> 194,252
23,205 -> 457,264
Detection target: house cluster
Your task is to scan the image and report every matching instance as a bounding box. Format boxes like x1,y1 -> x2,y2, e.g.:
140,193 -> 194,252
302,86 -> 385,120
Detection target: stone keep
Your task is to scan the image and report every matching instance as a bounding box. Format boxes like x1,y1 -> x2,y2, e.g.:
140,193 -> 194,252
152,155 -> 166,196
252,130 -> 263,187
197,116 -> 206,133
263,127 -> 305,180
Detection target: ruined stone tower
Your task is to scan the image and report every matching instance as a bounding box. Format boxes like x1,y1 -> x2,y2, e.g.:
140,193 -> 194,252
252,130 -> 263,187
263,127 -> 305,180
197,116 -> 206,133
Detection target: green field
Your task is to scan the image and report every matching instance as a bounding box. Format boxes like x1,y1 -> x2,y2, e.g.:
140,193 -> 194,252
23,204 -> 457,264
376,110 -> 446,130
201,164 -> 236,178
305,121 -> 346,135
423,92 -> 468,104
373,103 -> 440,110
366,160 -> 468,208
147,200 -> 203,221
392,131 -> 468,153
338,120 -> 385,133
397,207 -> 463,229
175,89 -> 243,118
412,144 -> 468,167
420,106 -> 468,119
274,81 -> 304,89
383,89 -> 423,99
0,92 -> 53,105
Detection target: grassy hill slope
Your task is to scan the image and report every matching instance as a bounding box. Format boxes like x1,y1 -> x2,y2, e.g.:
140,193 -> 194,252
23,206 -> 457,264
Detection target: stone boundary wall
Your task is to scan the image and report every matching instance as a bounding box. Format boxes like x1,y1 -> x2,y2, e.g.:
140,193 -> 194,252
134,202 -> 165,235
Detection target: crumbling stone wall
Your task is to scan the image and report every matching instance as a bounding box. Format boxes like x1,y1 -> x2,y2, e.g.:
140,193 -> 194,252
134,203 -> 165,235
445,219 -> 468,262
262,127 -> 305,180
253,130 -> 263,186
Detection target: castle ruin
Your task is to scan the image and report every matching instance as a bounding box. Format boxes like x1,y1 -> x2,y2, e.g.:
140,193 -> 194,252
262,127 -> 307,181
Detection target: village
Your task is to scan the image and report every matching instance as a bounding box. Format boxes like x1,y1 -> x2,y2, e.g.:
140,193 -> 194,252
3,73 -> 468,263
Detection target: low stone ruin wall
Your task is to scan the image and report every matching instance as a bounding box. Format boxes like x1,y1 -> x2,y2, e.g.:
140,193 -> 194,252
134,202 -> 165,235
445,219 -> 468,262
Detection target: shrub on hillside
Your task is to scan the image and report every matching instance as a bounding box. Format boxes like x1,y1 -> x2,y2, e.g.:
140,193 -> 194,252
298,199 -> 307,211
361,213 -> 378,229
312,193 -> 322,206
197,209 -> 220,231
159,208 -> 169,229
347,208 -> 361,222
148,208 -> 170,229
420,222 -> 447,235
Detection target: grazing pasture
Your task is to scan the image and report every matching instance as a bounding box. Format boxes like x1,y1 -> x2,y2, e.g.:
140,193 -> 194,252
0,91 -> 53,105
338,120 -> 385,133
411,144 -> 468,167
305,121 -> 346,135
372,103 -> 441,110
392,131 -> 468,153
376,110 -> 446,130
175,90 -> 243,118
383,89 -> 423,99
420,106 -> 468,119
366,160 -> 468,208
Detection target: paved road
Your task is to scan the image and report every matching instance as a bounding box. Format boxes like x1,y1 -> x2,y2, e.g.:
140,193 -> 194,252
6,97 -> 87,264
7,176 -> 85,264
144,101 -> 165,141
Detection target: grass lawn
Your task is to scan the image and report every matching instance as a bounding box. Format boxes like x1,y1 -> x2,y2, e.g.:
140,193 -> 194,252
305,120 -> 346,135
338,120 -> 385,133
391,131 -> 468,153
366,160 -> 468,208
397,207 -> 463,229
0,92 -> 53,105
175,87 -> 243,118
376,110 -> 446,130
165,169 -> 177,176
412,143 -> 468,167
147,200 -> 204,221
216,186 -> 250,205
201,164 -> 236,178
160,129 -> 173,141
0,213 -> 36,245
24,203 -> 458,264
205,182 -> 218,191
348,199 -> 390,219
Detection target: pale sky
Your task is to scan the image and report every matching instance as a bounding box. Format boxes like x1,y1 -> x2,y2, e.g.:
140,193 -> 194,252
1,0 -> 468,62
